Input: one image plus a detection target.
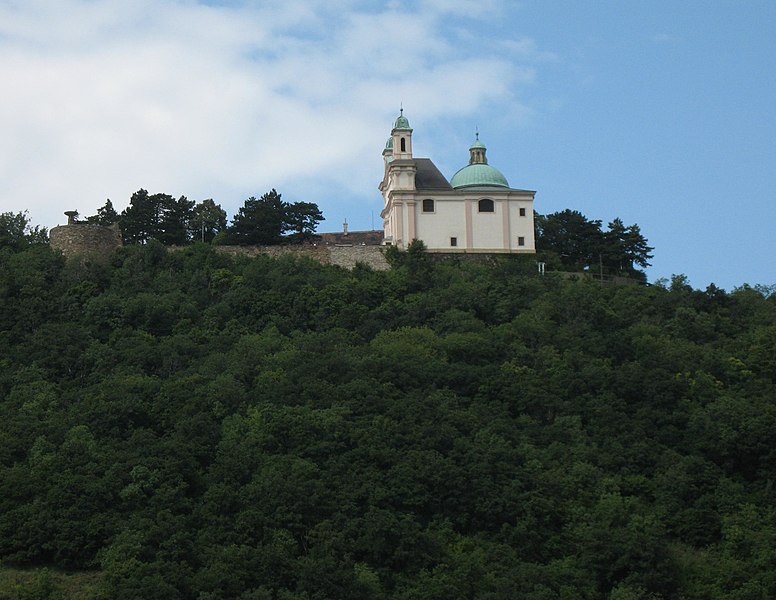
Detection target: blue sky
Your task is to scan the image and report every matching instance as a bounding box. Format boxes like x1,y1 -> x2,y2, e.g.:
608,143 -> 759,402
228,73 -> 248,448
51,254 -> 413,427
1,1 -> 774,290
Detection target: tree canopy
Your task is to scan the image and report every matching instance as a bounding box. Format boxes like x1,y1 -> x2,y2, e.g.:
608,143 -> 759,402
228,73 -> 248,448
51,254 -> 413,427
1,238 -> 775,599
536,209 -> 653,280
225,189 -> 287,245
85,189 -> 324,247
0,211 -> 48,251
224,189 -> 325,245
85,200 -> 119,227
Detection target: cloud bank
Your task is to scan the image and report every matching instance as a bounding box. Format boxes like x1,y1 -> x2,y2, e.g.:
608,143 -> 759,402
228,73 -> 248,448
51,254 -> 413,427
0,0 -> 541,228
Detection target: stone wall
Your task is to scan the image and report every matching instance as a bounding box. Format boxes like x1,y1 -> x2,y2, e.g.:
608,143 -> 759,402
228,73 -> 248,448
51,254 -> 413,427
206,244 -> 390,271
328,245 -> 389,270
318,230 -> 385,246
212,244 -> 332,263
49,223 -> 122,261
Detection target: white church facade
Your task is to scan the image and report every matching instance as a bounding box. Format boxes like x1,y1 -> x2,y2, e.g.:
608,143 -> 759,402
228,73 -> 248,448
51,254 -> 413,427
380,110 -> 536,253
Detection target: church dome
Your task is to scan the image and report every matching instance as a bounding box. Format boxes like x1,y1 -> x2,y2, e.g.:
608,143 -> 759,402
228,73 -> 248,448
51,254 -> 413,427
451,163 -> 509,188
451,132 -> 509,188
393,109 -> 411,130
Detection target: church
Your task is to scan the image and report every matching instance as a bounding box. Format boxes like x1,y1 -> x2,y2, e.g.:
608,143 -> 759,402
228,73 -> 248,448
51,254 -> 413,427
380,110 -> 535,253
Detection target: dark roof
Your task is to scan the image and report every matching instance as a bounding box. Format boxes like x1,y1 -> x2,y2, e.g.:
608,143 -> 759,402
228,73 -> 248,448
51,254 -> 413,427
414,158 -> 453,191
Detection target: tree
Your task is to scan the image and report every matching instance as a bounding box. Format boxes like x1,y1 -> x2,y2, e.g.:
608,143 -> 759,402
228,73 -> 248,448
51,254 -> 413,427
188,199 -> 227,243
283,201 -> 324,243
535,209 -> 603,270
120,190 -> 194,245
0,211 -> 48,251
536,211 -> 653,278
621,223 -> 653,270
603,218 -> 628,272
157,195 -> 195,246
226,189 -> 287,245
603,218 -> 653,273
120,189 -> 157,244
86,200 -> 119,226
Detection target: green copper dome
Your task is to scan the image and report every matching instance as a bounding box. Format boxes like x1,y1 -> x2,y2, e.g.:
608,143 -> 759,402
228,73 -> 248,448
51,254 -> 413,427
393,109 -> 411,130
385,137 -> 393,149
451,163 -> 510,189
451,131 -> 509,188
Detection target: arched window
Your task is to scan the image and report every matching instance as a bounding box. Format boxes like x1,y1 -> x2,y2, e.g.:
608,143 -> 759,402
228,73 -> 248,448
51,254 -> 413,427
478,198 -> 494,213
400,137 -> 406,152
422,199 -> 435,213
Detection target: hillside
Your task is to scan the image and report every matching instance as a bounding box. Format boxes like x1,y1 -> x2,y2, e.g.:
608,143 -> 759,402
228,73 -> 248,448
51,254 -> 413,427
1,242 -> 775,599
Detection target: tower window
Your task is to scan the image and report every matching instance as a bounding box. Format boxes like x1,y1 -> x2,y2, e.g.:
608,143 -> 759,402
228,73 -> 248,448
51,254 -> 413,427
519,207 -> 526,216
400,137 -> 406,152
518,236 -> 525,246
450,237 -> 457,247
478,199 -> 494,213
422,199 -> 435,213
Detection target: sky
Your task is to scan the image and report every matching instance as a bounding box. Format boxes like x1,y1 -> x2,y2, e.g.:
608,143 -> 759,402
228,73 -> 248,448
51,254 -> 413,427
1,0 -> 775,290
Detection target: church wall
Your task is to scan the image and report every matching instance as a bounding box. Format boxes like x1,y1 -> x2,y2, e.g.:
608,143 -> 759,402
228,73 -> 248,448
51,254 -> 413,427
405,195 -> 537,252
415,197 -> 465,250
469,198 -> 505,249
508,200 -> 536,252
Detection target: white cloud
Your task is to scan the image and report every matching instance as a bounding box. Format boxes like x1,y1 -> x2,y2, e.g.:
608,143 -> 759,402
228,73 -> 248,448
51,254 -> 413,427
0,0 -> 543,229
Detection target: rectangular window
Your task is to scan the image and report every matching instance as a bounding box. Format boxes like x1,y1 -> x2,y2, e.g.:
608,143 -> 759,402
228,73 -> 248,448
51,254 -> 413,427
518,236 -> 525,246
422,199 -> 435,213
450,237 -> 457,247
519,207 -> 526,216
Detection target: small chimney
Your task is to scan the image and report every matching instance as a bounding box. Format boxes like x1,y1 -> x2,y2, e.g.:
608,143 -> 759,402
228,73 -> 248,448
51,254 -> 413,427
343,219 -> 348,236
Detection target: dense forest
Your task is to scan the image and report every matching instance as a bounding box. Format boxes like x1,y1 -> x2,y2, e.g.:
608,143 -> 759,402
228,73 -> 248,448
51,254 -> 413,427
1,214 -> 776,599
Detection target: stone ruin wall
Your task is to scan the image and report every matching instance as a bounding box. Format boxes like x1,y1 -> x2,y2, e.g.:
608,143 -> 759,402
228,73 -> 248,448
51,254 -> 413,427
192,244 -> 391,271
328,245 -> 389,270
49,223 -> 122,260
47,223 -> 391,270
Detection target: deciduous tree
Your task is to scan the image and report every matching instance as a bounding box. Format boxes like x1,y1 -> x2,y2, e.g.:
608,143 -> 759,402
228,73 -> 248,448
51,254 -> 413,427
0,211 -> 48,251
189,199 -> 227,243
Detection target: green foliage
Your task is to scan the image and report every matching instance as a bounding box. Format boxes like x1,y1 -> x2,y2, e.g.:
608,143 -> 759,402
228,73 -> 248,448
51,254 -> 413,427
119,189 -> 195,245
284,201 -> 325,243
85,200 -> 119,226
1,242 -> 775,598
227,189 -> 286,245
85,189 -> 322,247
0,566 -> 107,599
536,209 -> 653,279
0,211 -> 48,251
225,190 -> 324,245
188,199 -> 227,243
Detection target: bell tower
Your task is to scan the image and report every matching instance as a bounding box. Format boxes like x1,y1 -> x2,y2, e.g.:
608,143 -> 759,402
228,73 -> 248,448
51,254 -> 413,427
391,108 -> 413,160
380,108 -> 418,248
